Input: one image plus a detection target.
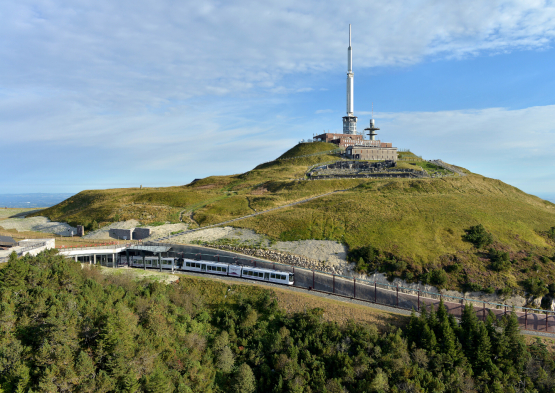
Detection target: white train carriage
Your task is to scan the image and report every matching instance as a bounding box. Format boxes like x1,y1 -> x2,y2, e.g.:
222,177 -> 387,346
181,259 -> 229,276
182,260 -> 294,285
130,256 -> 176,269
240,267 -> 294,286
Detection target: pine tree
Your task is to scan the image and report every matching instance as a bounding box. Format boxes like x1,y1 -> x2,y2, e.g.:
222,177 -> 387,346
216,346 -> 235,373
145,367 -> 172,393
233,363 -> 256,393
503,311 -> 529,372
420,323 -> 437,353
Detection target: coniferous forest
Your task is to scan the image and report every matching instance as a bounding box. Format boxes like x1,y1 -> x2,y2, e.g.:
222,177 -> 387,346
1,251 -> 555,392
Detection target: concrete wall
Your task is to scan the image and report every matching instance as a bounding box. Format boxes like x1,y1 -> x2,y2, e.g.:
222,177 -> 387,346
347,147 -> 398,162
108,227 -> 152,240
18,239 -> 55,257
133,228 -> 151,240
109,228 -> 133,240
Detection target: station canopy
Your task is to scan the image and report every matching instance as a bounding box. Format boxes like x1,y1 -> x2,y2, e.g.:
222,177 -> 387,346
127,245 -> 171,253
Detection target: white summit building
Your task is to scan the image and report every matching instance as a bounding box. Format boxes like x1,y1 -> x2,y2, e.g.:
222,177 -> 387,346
342,24 -> 358,135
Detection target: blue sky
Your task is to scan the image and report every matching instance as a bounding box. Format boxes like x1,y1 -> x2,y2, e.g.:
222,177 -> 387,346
1,0 -> 555,200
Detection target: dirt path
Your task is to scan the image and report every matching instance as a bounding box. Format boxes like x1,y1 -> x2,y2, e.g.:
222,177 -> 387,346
154,188 -> 349,242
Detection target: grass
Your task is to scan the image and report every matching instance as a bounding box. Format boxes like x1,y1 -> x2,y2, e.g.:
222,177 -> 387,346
27,142 -> 555,295
29,142 -> 351,228
232,175 -> 555,261
0,208 -> 45,219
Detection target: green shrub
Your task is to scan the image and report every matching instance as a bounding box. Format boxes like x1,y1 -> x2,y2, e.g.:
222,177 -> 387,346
489,248 -> 511,271
484,286 -> 495,294
420,272 -> 431,285
497,286 -> 513,297
465,282 -> 483,292
446,263 -> 462,273
390,259 -> 407,272
548,226 -> 555,240
540,256 -> 551,264
347,245 -> 379,264
463,224 -> 493,248
430,269 -> 448,286
524,278 -> 549,298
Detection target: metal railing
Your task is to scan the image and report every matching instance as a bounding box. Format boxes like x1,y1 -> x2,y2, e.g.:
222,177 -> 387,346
139,244 -> 555,334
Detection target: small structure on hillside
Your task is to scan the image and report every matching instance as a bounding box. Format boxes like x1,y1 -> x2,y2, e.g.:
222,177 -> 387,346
0,236 -> 17,249
109,227 -> 151,240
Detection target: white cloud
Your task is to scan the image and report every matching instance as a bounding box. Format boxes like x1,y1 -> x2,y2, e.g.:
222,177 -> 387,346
2,0 -> 555,106
2,0 -> 555,194
378,105 -> 555,194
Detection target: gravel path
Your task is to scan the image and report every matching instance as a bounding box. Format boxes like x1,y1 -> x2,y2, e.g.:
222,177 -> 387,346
0,216 -> 76,236
155,189 -> 349,243
170,226 -> 268,245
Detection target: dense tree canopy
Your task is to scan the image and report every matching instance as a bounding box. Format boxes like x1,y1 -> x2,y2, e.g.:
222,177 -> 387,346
1,250 -> 554,392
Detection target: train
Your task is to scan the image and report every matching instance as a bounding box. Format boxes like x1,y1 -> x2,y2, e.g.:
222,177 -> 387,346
128,256 -> 295,286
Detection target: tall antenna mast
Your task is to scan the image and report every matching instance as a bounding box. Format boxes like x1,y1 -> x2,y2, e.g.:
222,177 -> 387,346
342,25 -> 357,135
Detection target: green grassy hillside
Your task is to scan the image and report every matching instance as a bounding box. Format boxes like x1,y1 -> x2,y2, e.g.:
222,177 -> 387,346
31,142 -> 349,228
30,143 -> 555,295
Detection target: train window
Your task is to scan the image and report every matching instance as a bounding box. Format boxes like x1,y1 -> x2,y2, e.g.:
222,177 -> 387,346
270,273 -> 275,279
289,274 -> 294,282
281,275 -> 286,280
195,263 -> 201,268
217,266 -> 221,271
186,262 -> 191,267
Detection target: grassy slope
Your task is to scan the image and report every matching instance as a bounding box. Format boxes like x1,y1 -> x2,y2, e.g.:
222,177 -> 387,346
32,143 -> 555,289
31,142 -> 347,227
234,175 -> 555,261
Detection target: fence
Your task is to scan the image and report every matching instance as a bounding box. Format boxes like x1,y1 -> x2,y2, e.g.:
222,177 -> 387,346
428,159 -> 466,176
144,243 -> 555,334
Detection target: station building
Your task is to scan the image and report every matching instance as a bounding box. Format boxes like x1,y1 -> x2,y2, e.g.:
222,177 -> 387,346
346,143 -> 398,162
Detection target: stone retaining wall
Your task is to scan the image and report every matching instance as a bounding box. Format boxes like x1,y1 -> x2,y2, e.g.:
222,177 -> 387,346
203,243 -> 529,307
205,244 -> 343,275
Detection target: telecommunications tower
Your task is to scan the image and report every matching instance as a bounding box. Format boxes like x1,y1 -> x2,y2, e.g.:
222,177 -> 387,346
342,24 -> 358,135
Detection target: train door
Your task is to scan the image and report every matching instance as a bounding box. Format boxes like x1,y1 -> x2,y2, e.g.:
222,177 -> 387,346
201,264 -> 206,272
264,272 -> 270,280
